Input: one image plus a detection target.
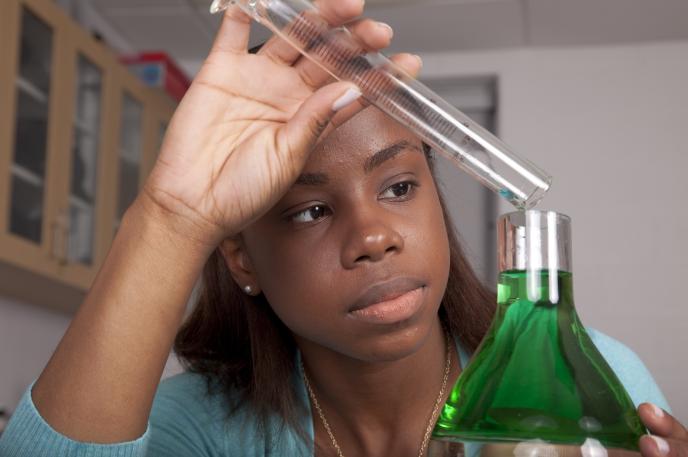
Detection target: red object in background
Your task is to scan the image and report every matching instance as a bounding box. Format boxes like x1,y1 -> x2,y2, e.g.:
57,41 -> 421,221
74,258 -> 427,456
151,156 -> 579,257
120,52 -> 190,102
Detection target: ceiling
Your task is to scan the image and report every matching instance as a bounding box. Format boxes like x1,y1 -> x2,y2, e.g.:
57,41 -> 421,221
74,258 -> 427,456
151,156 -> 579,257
79,0 -> 688,77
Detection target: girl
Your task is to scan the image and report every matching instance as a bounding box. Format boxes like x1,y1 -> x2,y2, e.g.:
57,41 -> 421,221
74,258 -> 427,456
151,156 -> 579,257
0,1 -> 684,456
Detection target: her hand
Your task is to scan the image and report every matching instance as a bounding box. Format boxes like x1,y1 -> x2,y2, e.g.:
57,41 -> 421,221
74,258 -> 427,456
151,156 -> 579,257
638,403 -> 688,457
140,0 -> 422,248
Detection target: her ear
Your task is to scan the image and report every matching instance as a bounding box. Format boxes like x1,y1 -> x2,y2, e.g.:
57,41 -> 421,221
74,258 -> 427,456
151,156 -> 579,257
218,236 -> 261,296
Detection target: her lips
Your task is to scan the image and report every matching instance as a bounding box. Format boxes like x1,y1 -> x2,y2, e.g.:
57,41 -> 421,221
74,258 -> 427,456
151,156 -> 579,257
350,277 -> 425,312
349,285 -> 426,324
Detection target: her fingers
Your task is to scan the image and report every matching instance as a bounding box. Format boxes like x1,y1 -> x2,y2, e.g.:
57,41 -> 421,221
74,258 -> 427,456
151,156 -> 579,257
348,18 -> 394,50
390,52 -> 424,78
260,0 -> 365,65
315,0 -> 366,24
294,18 -> 394,89
329,52 -> 423,127
276,82 -> 361,164
639,435 -> 688,457
639,403 -> 688,441
210,6 -> 252,54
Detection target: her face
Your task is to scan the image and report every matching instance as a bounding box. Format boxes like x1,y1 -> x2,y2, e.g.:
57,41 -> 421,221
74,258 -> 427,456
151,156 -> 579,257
240,107 -> 451,362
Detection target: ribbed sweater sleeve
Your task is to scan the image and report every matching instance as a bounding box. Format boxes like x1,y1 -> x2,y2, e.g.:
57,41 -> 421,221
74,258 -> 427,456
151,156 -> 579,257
0,381 -> 149,457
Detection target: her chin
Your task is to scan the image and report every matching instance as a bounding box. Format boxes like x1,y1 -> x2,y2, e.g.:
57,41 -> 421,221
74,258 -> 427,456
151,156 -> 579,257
347,317 -> 439,363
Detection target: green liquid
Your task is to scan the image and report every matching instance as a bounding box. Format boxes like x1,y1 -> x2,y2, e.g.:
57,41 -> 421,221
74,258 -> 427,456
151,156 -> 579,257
434,270 -> 644,451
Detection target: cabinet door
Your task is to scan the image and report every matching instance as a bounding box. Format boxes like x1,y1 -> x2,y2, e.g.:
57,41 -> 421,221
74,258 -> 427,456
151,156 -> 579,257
0,0 -> 179,297
0,0 -> 67,280
67,55 -> 103,266
53,23 -> 117,288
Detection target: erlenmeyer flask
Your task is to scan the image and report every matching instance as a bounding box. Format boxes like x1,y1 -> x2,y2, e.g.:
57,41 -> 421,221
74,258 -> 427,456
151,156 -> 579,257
429,210 -> 644,457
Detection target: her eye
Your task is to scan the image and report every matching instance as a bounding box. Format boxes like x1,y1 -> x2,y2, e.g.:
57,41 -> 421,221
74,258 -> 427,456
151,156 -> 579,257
381,181 -> 418,199
289,205 -> 331,223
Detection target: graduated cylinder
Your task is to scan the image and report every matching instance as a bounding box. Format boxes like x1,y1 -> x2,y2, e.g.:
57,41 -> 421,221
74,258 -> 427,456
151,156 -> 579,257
210,0 -> 552,209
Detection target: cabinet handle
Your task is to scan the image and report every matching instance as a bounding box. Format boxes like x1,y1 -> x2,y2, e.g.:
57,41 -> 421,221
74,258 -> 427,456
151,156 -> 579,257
50,220 -> 60,261
51,209 -> 69,266
60,208 -> 69,266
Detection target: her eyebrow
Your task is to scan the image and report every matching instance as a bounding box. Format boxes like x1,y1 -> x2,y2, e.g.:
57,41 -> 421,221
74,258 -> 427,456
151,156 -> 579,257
363,140 -> 421,173
294,140 -> 421,186
295,172 -> 329,186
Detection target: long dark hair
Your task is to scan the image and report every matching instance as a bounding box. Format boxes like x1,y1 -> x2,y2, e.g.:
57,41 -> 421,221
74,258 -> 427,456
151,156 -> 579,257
173,144 -> 497,438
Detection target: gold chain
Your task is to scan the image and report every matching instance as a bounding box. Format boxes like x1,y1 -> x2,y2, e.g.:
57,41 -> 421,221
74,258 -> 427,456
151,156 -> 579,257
300,330 -> 452,457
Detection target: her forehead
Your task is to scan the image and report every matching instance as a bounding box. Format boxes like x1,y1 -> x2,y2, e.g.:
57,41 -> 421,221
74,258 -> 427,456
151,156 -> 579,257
308,107 -> 418,169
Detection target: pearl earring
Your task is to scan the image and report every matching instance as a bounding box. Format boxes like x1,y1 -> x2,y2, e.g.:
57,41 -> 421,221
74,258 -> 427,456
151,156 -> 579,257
243,285 -> 254,295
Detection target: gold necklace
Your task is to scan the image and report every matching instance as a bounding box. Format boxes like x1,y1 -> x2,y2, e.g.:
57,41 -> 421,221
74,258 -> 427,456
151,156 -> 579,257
300,330 -> 453,457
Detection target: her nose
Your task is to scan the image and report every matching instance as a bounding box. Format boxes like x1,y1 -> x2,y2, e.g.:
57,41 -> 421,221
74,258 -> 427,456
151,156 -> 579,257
341,212 -> 405,268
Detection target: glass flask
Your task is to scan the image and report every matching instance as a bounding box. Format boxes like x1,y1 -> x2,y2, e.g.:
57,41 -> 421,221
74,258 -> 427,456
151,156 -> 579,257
209,0 -> 551,209
429,210 -> 645,457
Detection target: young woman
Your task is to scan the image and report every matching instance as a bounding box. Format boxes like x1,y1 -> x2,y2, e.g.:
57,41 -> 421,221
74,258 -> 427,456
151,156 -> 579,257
0,1 -> 683,456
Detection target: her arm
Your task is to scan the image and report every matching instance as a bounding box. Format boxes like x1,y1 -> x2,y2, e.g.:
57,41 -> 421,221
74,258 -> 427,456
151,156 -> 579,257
16,0 -> 419,446
29,195 -> 211,443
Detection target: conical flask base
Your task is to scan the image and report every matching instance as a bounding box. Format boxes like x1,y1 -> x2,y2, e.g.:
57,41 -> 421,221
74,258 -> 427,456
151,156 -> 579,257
432,270 -> 644,453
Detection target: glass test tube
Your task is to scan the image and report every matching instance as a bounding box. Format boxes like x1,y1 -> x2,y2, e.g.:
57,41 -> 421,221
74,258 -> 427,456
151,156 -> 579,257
210,0 -> 552,209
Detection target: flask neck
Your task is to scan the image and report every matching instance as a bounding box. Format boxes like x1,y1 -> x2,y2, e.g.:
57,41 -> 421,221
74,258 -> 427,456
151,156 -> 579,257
497,210 -> 573,305
498,210 -> 572,274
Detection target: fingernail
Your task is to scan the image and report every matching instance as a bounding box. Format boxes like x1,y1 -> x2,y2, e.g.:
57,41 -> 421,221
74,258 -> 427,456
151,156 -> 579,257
333,88 -> 362,112
377,22 -> 393,39
650,403 -> 665,418
413,54 -> 423,68
650,436 -> 670,456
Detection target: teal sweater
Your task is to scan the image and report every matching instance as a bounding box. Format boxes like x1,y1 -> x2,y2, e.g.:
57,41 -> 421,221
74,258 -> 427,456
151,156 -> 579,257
0,329 -> 671,456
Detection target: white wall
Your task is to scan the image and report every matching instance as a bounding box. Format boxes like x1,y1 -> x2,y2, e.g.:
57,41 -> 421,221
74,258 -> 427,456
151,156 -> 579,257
421,40 -> 688,422
0,295 -> 184,418
0,297 -> 71,413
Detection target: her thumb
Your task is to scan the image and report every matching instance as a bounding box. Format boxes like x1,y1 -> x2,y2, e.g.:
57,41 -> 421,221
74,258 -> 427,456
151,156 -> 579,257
280,82 -> 362,156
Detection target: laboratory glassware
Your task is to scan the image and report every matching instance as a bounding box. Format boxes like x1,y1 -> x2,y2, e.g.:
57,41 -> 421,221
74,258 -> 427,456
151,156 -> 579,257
429,210 -> 644,457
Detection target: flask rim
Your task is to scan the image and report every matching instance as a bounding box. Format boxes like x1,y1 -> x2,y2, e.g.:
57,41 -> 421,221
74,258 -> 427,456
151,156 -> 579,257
500,209 -> 571,222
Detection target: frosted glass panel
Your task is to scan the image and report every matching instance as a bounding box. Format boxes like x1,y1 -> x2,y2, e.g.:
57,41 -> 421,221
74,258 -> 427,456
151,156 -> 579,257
116,93 -> 143,221
9,8 -> 53,243
68,55 -> 102,265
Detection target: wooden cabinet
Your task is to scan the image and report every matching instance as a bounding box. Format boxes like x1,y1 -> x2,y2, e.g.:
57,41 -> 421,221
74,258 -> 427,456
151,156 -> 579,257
0,0 -> 177,312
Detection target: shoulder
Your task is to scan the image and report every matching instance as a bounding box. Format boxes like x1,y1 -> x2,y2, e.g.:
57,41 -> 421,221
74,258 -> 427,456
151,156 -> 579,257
153,370 -> 223,416
586,327 -> 672,413
147,371 -> 228,456
149,371 -> 310,456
